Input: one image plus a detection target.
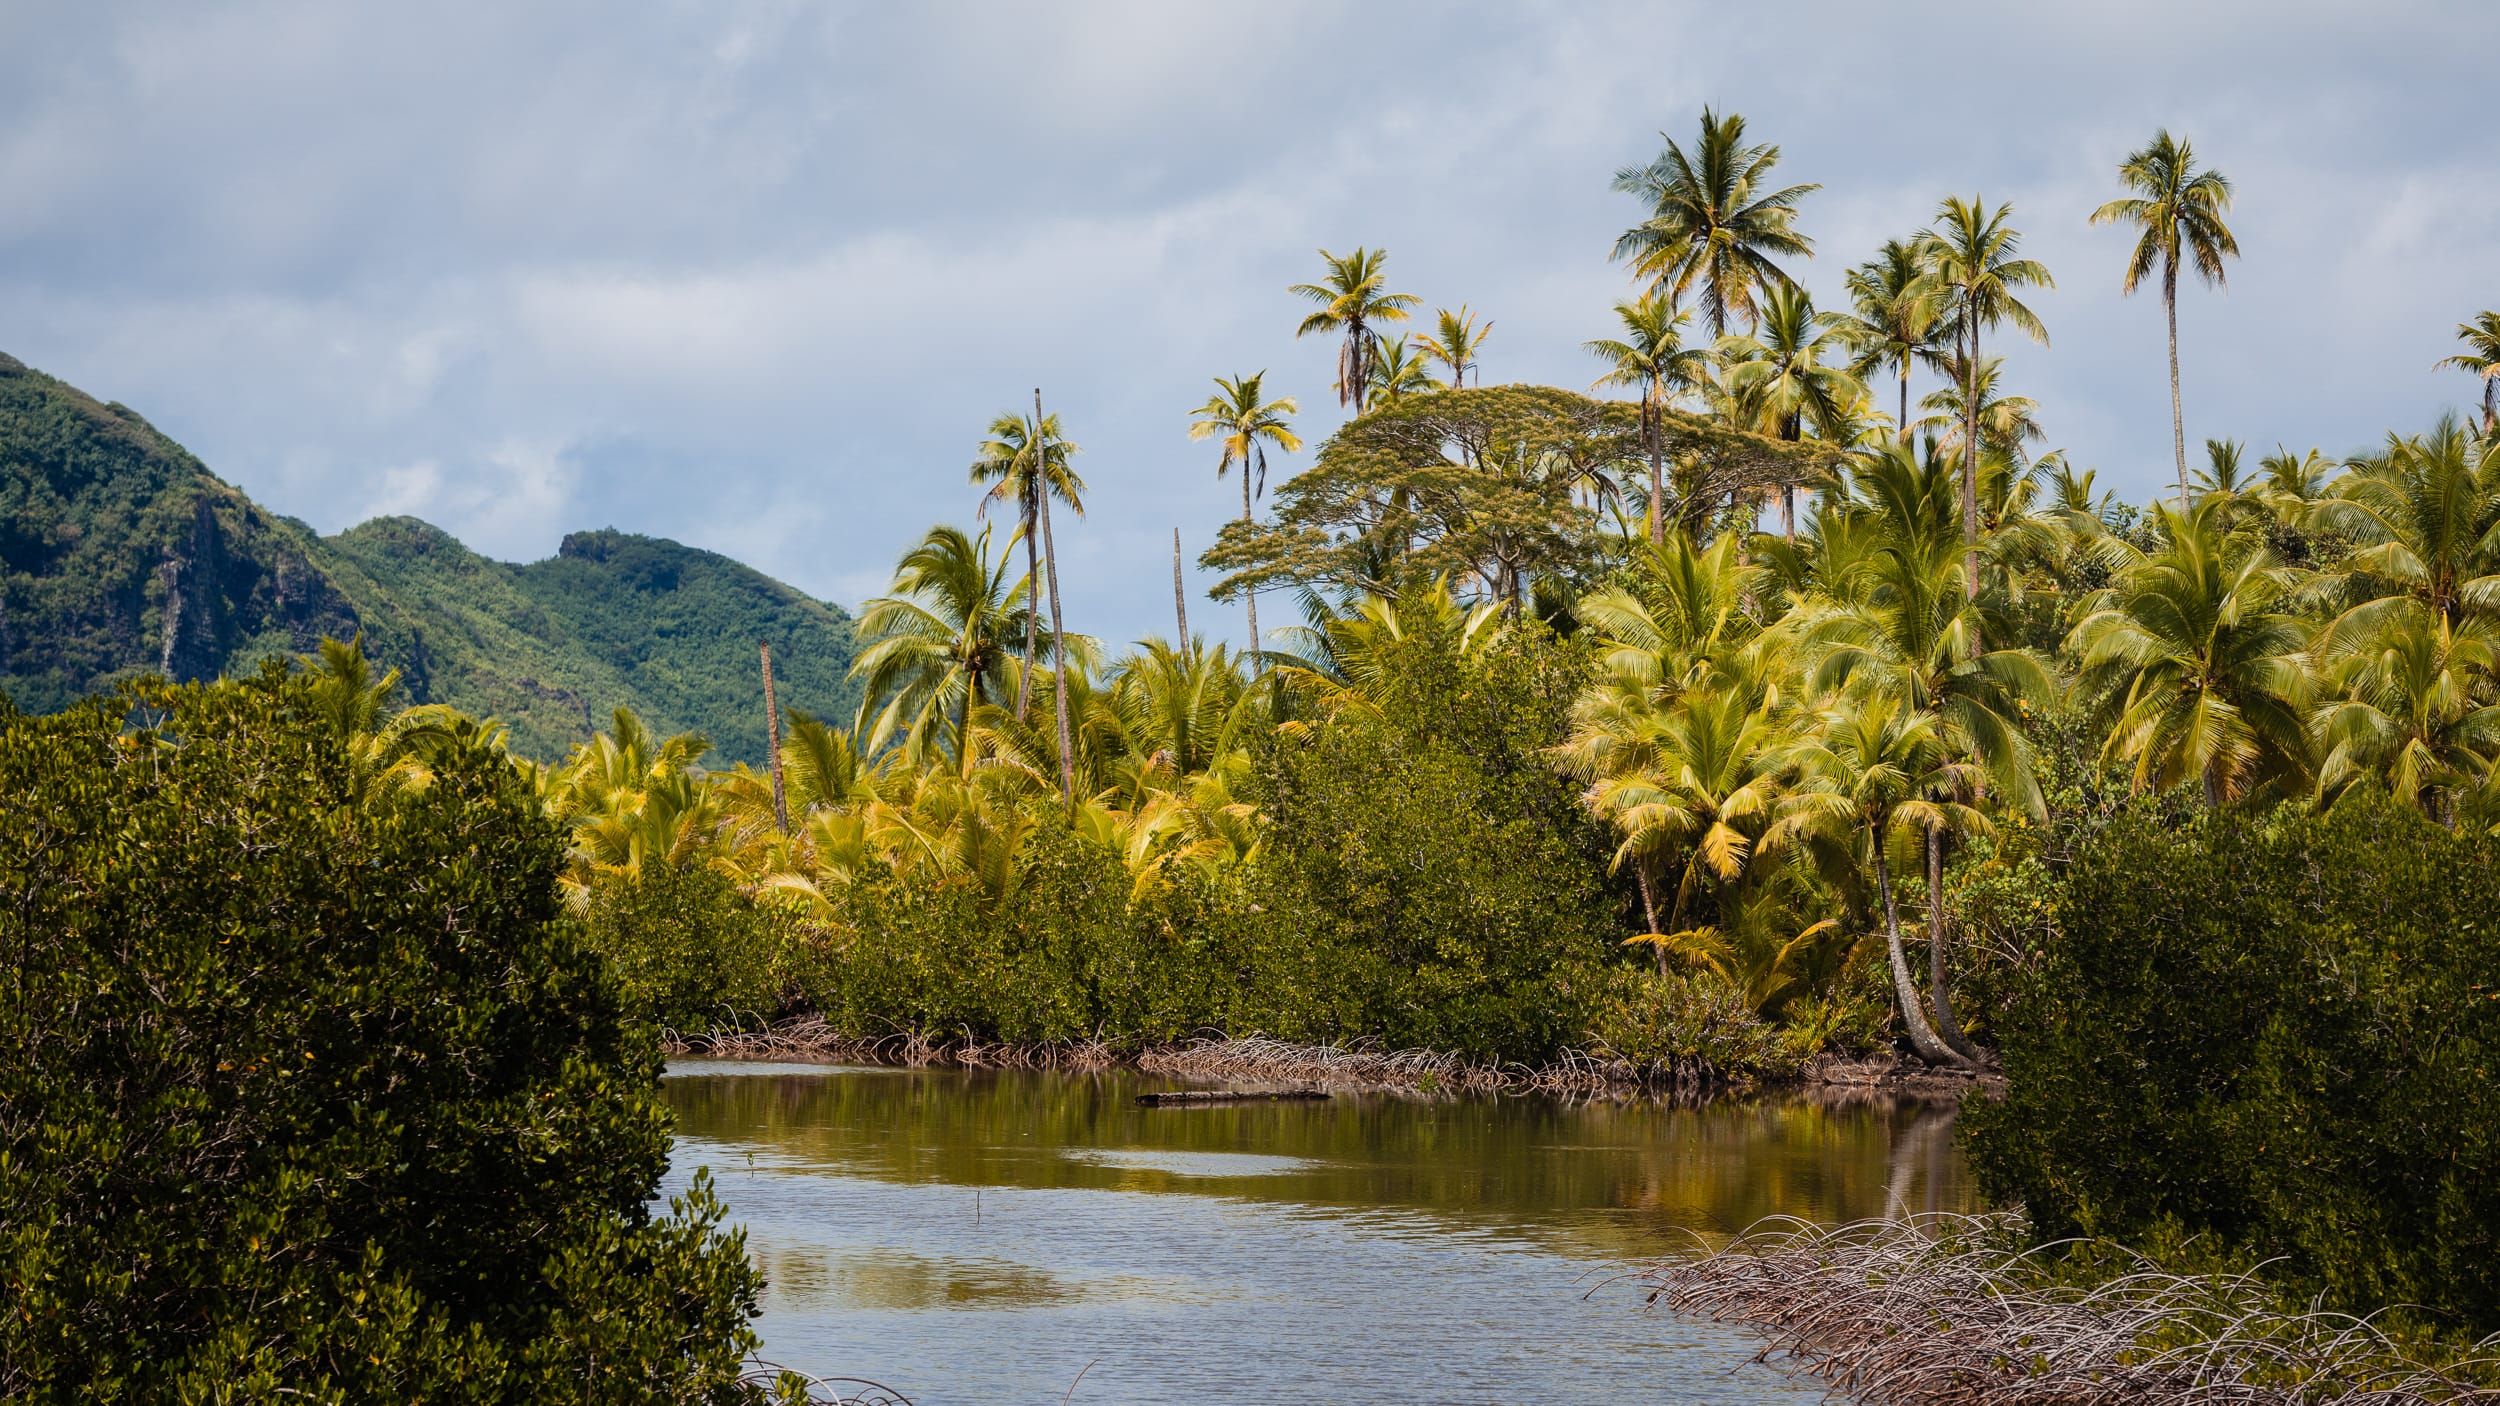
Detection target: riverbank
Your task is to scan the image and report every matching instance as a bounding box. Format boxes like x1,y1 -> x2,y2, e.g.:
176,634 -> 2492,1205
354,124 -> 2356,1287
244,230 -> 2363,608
664,1019 -> 1997,1101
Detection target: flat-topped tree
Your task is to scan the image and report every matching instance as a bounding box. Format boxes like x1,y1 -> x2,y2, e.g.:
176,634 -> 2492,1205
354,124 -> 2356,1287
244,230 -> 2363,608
1201,386 -> 1815,612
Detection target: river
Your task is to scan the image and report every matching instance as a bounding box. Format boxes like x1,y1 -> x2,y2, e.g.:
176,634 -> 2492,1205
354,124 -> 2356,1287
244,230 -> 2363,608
660,1060 -> 1973,1405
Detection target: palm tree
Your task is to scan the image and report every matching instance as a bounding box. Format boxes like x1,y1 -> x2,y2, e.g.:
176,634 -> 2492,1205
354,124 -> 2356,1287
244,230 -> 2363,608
849,523 -> 1032,771
1588,292 -> 1715,544
1717,283 -> 1864,539
1291,248 -> 1419,410
2091,131 -> 2240,507
1365,335 -> 1439,408
1913,355 -> 2045,465
2066,499 -> 2311,806
969,410 -> 1086,721
1415,305 -> 1494,390
2435,310 -> 2500,434
1766,695 -> 1986,1068
1829,238 -> 1956,441
1611,106 -> 1819,337
2311,600 -> 2500,824
1919,196 -> 2053,598
1189,373 -> 1302,670
2307,418 -> 2500,629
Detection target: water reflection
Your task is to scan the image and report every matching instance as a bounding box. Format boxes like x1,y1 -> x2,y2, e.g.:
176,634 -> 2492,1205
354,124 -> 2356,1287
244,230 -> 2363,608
662,1062 -> 1973,1405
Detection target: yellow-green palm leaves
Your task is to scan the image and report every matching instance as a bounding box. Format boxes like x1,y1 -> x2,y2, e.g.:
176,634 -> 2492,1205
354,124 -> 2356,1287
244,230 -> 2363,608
1290,247 -> 1418,410
850,523 -> 1033,770
1610,106 -> 1818,337
1587,291 -> 1715,542
1415,305 -> 1494,390
2434,310 -> 2500,434
2312,601 -> 2500,821
1189,372 -> 1301,665
1919,196 -> 2053,589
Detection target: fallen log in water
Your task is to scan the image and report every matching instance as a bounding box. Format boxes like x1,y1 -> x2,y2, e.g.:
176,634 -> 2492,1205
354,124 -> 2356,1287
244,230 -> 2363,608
1134,1088 -> 1332,1106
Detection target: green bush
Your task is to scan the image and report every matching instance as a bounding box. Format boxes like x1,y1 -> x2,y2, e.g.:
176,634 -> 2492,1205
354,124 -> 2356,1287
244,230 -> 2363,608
578,862 -> 811,1034
0,672 -> 763,1403
1587,969 -> 1799,1078
1964,793 -> 2500,1335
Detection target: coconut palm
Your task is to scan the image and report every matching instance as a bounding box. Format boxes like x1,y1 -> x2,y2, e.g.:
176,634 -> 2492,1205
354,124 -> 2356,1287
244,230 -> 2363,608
1717,283 -> 1865,539
2435,311 -> 2500,434
1588,292 -> 1716,543
1610,107 -> 1819,337
2308,418 -> 2500,630
849,523 -> 1033,771
2066,498 -> 2311,805
2091,131 -> 2240,507
1365,336 -> 1439,408
1190,373 -> 1302,671
1913,355 -> 2045,465
1415,305 -> 1494,390
1919,196 -> 2053,598
1830,238 -> 1956,441
969,411 -> 1086,721
2311,600 -> 2500,824
1766,695 -> 1987,1068
1291,247 -> 1419,410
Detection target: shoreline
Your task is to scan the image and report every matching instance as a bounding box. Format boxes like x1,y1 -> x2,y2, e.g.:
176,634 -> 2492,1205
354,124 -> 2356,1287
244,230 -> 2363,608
663,1019 -> 1998,1103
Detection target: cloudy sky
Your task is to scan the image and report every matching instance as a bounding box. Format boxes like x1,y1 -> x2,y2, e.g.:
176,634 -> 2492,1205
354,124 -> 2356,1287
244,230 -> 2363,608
4,2 -> 2493,647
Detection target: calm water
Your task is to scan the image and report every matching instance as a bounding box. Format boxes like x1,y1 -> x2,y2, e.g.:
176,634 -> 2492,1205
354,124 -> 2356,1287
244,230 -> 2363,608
660,1062 -> 1973,1405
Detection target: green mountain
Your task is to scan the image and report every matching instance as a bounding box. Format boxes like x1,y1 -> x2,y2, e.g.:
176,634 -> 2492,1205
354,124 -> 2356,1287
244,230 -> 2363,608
0,352 -> 858,762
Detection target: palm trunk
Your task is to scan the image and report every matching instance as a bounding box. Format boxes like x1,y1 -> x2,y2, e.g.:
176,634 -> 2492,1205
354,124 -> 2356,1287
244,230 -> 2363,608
1876,837 -> 1967,1068
1646,393 -> 1665,546
2484,377 -> 2496,437
759,640 -> 789,835
1241,468 -> 1261,674
1634,861 -> 1664,976
1036,389 -> 1075,804
1172,528 -> 1189,650
1898,361 -> 1912,444
1961,323 -> 1982,601
2166,258 -> 2188,510
1927,823 -> 1979,1060
1014,496 -> 1040,721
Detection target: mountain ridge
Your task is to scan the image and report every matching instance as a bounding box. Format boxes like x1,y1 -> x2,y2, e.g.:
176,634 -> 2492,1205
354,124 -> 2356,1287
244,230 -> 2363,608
0,352 -> 859,761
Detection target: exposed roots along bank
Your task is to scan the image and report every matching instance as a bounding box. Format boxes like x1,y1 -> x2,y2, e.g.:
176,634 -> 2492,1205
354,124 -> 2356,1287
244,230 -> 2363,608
1644,1213 -> 2500,1406
665,1022 -> 1827,1097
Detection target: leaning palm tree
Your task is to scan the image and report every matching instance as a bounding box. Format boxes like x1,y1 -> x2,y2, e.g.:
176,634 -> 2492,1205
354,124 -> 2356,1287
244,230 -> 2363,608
1919,196 -> 2053,597
1829,238 -> 1956,441
2435,310 -> 2500,434
849,523 -> 1032,772
2091,131 -> 2239,507
1415,304 -> 1494,390
1588,292 -> 1716,543
1766,695 -> 1987,1069
1189,373 -> 1302,669
1717,282 -> 1865,539
1611,106 -> 1819,336
1290,247 -> 1419,410
969,410 -> 1086,721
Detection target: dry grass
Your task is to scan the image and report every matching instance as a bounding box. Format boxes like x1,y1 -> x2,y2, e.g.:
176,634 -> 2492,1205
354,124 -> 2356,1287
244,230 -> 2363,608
739,1360 -> 913,1404
1641,1213 -> 2500,1406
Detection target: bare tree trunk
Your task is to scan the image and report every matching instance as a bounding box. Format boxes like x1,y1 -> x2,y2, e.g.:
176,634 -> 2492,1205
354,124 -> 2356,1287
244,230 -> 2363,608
2166,258 -> 2188,510
1013,494 -> 1039,721
1783,483 -> 1798,543
1876,839 -> 1968,1068
759,640 -> 789,835
1634,861 -> 1665,977
1036,388 -> 1075,804
1646,395 -> 1665,546
1171,528 -> 1189,649
1242,466 -> 1261,674
1898,362 -> 1912,444
1927,823 -> 1979,1060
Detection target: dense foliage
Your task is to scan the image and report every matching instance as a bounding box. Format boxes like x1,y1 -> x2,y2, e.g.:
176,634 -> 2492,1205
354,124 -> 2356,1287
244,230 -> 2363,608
1966,796 -> 2500,1335
0,352 -> 857,762
0,671 -> 763,1403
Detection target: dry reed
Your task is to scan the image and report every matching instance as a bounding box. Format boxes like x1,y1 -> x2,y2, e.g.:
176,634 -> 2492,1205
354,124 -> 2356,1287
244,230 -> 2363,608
738,1359 -> 913,1404
1641,1212 -> 2500,1406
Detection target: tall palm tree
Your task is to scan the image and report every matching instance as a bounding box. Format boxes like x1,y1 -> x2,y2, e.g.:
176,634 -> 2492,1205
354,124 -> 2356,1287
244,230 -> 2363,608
1415,305 -> 1494,390
2435,310 -> 2500,434
1290,248 -> 1419,410
1587,292 -> 1715,543
2091,131 -> 2239,507
1913,355 -> 2045,465
1365,335 -> 1438,408
1830,238 -> 1956,441
1611,106 -> 1819,337
1919,196 -> 2053,598
1189,373 -> 1302,670
849,523 -> 1032,772
2066,499 -> 2311,806
969,410 -> 1086,721
1717,283 -> 1865,539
